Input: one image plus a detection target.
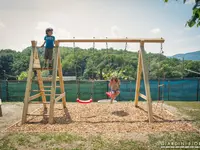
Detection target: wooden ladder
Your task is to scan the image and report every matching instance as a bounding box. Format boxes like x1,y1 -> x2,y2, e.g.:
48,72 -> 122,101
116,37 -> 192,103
21,41 -> 67,124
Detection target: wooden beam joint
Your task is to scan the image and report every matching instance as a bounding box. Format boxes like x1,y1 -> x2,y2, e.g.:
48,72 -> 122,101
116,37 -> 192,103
139,93 -> 147,100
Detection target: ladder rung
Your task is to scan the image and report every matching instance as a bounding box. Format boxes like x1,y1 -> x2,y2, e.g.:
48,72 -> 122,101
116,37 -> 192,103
28,102 -> 50,104
32,79 -> 59,82
27,114 -> 49,116
32,90 -> 51,92
33,68 -> 53,70
43,79 -> 59,81
43,86 -> 60,88
28,102 -> 63,104
45,94 -> 61,96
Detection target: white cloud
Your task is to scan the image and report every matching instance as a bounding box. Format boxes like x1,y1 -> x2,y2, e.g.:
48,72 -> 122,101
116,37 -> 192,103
174,38 -> 187,43
35,22 -> 55,30
56,28 -> 70,39
111,25 -> 121,37
35,22 -> 70,40
0,21 -> 5,29
150,28 -> 161,34
92,27 -> 100,36
185,0 -> 196,4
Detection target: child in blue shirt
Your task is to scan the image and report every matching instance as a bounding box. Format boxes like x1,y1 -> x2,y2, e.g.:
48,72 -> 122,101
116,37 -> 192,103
41,28 -> 55,68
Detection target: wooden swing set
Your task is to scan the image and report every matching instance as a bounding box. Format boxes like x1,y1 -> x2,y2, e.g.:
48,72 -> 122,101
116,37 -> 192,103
21,38 -> 164,124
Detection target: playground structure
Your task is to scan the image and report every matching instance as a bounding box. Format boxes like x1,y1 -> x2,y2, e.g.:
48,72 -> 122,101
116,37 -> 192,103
21,38 -> 165,124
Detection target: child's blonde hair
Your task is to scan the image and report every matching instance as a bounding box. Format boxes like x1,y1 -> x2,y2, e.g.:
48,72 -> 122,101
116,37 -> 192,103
111,76 -> 119,83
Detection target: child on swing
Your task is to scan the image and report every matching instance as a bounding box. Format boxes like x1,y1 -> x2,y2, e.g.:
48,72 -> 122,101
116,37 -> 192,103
41,28 -> 55,68
108,76 -> 120,104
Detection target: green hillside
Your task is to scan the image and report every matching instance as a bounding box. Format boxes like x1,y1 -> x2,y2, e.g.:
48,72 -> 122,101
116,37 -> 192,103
172,51 -> 200,61
1,47 -> 200,80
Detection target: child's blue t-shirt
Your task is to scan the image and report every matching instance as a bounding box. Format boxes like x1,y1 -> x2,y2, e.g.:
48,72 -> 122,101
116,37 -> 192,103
44,36 -> 55,48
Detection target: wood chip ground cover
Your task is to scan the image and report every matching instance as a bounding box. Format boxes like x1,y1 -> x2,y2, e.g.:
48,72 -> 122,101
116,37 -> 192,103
6,102 -> 196,135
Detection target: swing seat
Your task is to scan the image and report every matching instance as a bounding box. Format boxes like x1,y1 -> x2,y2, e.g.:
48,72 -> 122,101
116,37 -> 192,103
76,98 -> 93,104
106,92 -> 112,98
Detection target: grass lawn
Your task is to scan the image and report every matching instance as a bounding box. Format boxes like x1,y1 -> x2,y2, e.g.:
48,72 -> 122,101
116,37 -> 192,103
166,101 -> 200,128
0,101 -> 200,150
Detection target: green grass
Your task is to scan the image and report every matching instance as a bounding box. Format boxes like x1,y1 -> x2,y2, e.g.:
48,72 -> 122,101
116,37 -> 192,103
0,133 -> 149,150
1,132 -> 200,150
1,102 -> 200,150
166,101 -> 200,128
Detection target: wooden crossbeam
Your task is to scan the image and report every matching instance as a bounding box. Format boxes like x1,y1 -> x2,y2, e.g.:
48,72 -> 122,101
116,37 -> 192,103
28,102 -> 63,104
32,90 -> 51,92
43,86 -> 60,88
27,114 -> 49,116
139,93 -> 147,100
55,92 -> 65,102
29,93 -> 41,101
58,38 -> 164,43
45,94 -> 61,96
28,102 -> 50,104
33,68 -> 53,71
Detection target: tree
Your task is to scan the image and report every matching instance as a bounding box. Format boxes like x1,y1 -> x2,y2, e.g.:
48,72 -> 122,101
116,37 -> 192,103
0,50 -> 16,79
18,71 -> 28,80
164,0 -> 200,27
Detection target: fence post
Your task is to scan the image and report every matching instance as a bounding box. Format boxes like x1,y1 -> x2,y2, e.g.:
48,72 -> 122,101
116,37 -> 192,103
158,79 -> 160,100
197,78 -> 199,101
0,98 -> 2,117
0,81 -> 2,101
168,80 -> 170,101
6,80 -> 8,101
106,80 -> 109,99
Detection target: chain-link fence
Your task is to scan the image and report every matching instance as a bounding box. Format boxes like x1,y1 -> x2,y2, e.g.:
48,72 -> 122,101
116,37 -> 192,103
0,78 -> 200,102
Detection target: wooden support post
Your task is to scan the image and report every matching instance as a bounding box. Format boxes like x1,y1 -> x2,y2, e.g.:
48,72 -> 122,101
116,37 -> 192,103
21,41 -> 35,124
140,41 -> 153,123
33,47 -> 47,109
57,48 -> 67,108
49,41 -> 59,124
134,51 -> 142,106
37,71 -> 47,108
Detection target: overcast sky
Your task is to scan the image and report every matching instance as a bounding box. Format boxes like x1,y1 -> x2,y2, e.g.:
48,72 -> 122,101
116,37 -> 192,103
0,0 -> 199,56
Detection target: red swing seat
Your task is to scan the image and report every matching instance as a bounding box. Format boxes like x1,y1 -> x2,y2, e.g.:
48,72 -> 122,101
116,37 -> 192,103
76,98 -> 93,104
106,92 -> 112,98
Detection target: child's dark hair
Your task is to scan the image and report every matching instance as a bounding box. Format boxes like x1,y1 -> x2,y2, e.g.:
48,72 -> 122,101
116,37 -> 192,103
111,76 -> 119,82
46,28 -> 53,35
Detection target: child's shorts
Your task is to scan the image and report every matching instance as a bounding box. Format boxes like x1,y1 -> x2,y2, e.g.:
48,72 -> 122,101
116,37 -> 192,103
111,89 -> 120,94
44,48 -> 53,60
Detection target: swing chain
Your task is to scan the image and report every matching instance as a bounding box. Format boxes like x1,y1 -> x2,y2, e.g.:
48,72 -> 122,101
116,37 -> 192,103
73,37 -> 79,98
92,37 -> 95,79
106,37 -> 110,66
160,43 -> 164,54
124,37 -> 128,51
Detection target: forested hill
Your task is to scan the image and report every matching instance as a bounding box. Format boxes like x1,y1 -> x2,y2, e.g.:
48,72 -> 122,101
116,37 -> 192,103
171,50 -> 200,61
0,47 -> 200,80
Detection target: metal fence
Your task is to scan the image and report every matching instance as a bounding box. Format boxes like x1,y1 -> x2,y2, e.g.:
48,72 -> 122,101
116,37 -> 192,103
0,78 -> 200,102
